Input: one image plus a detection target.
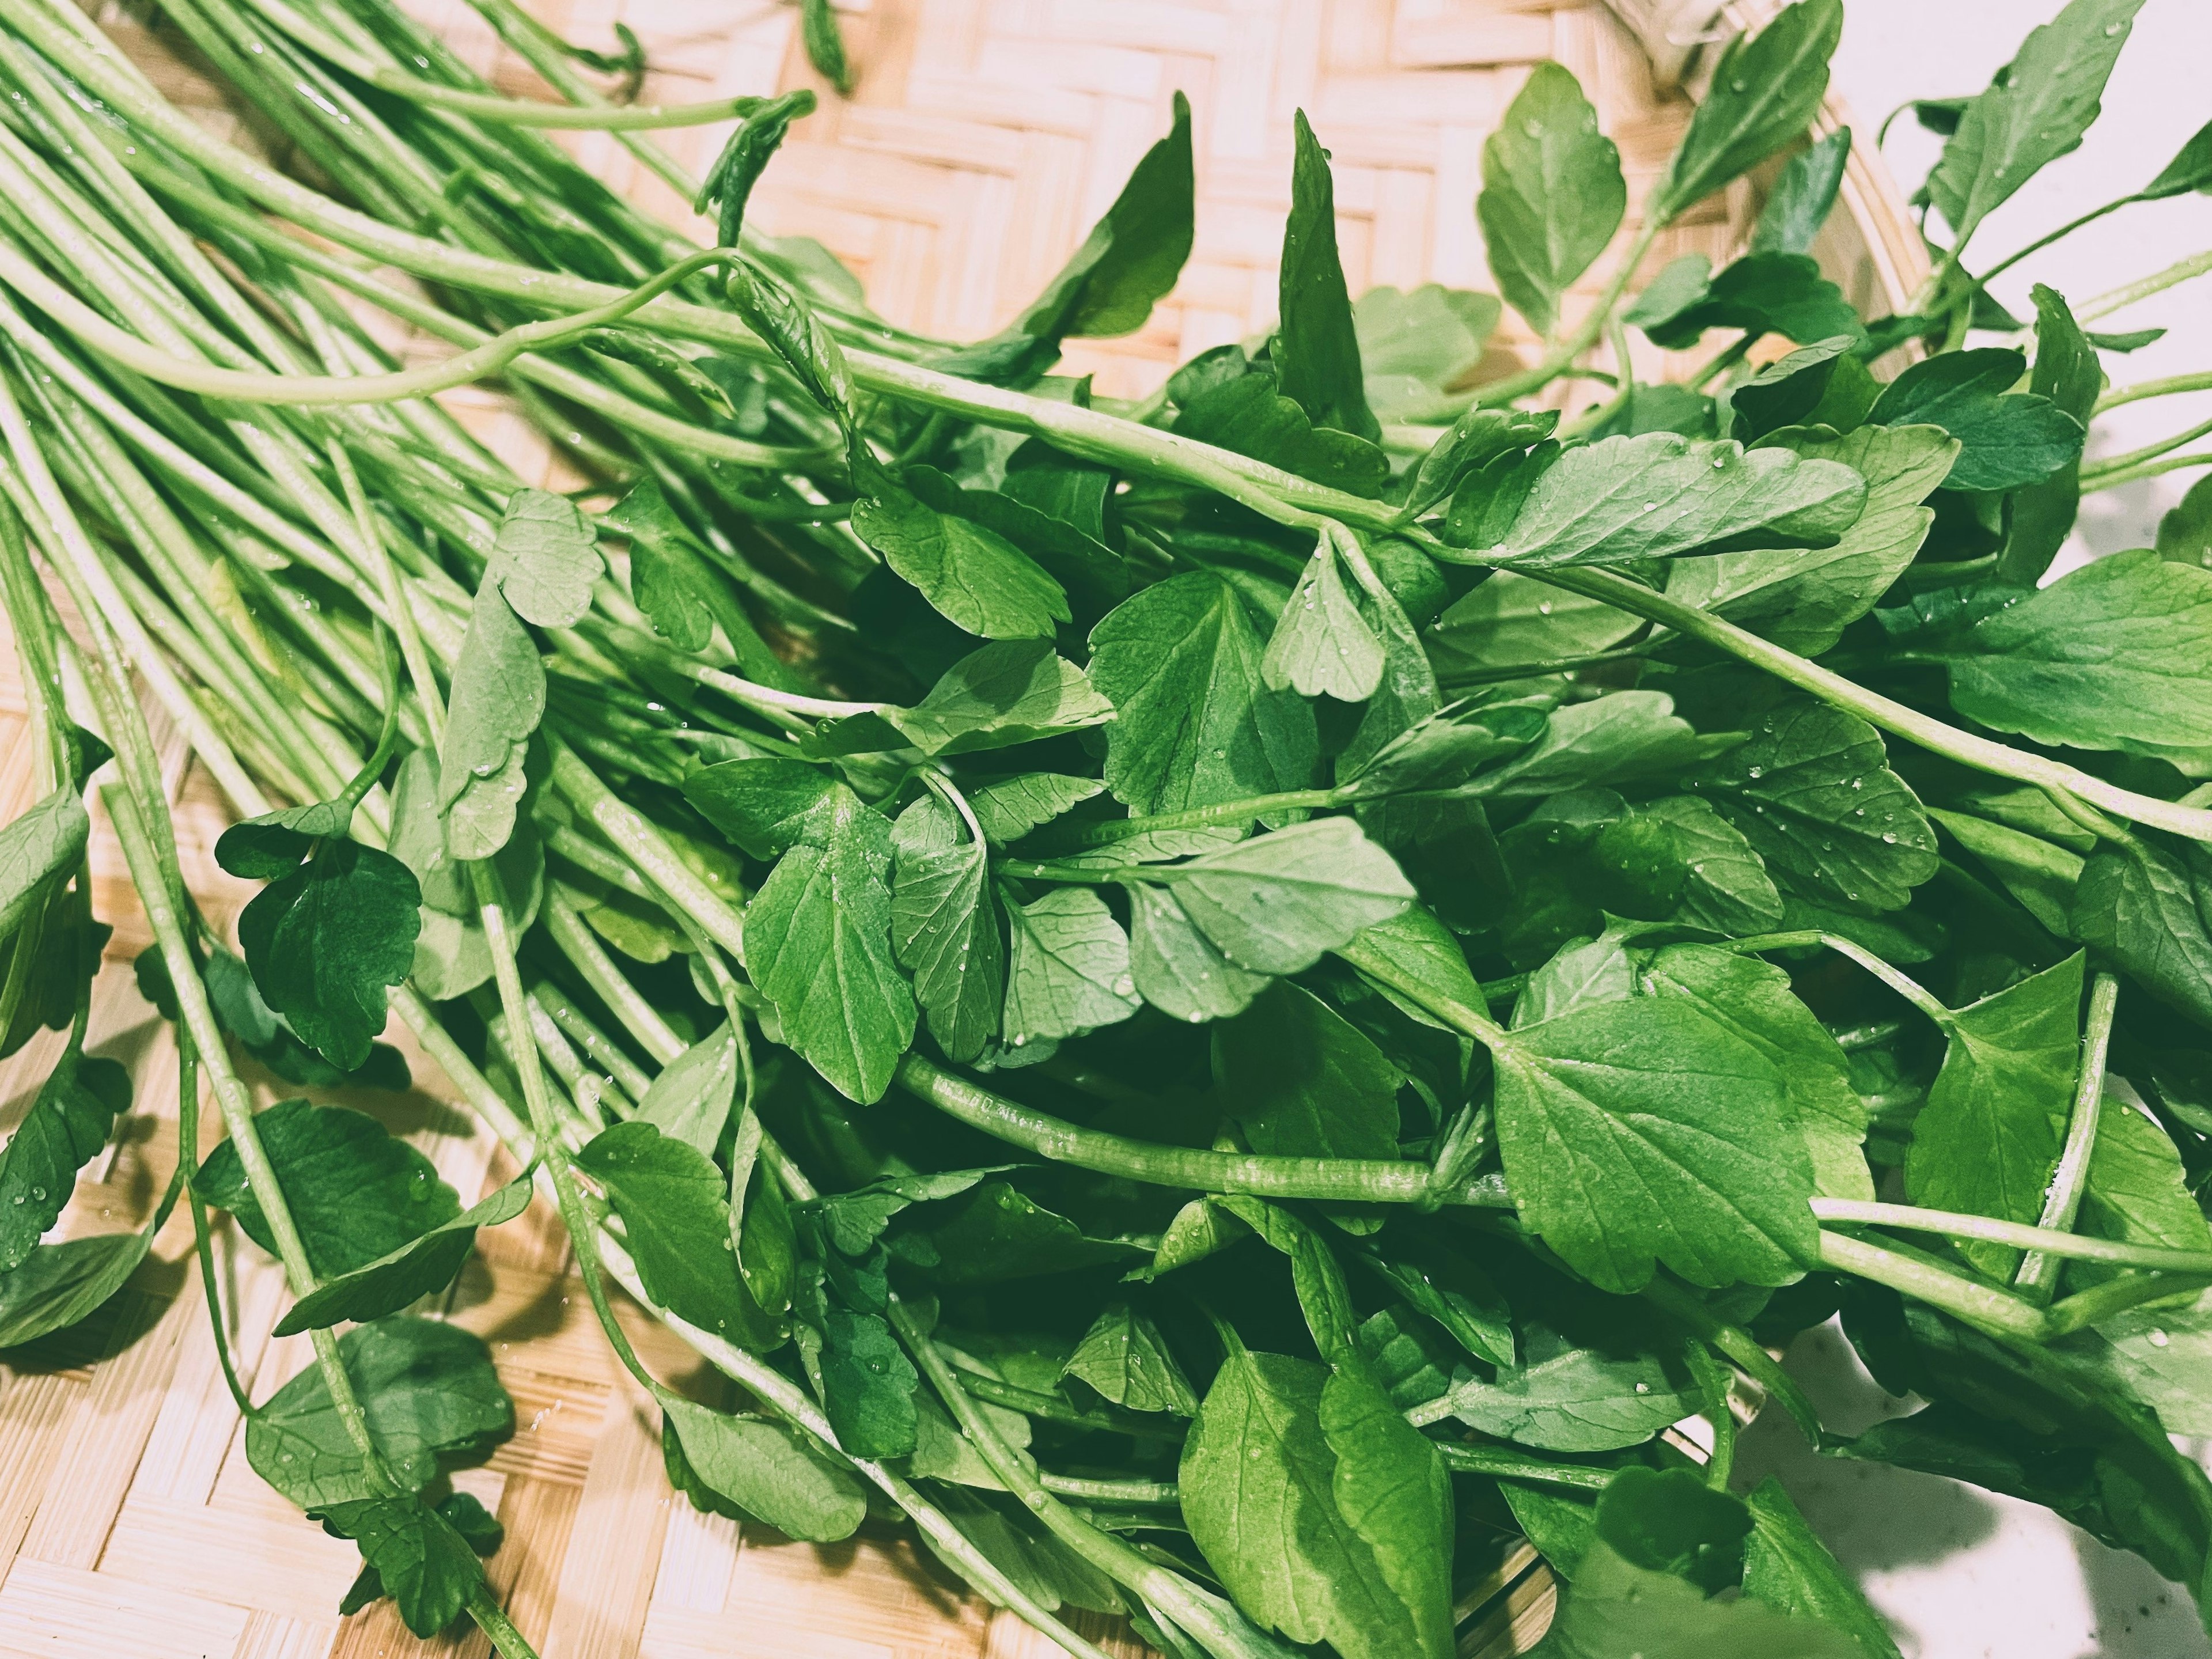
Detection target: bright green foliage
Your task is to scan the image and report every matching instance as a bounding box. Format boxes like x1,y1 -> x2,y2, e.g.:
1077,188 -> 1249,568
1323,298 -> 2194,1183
1480,63 -> 1625,335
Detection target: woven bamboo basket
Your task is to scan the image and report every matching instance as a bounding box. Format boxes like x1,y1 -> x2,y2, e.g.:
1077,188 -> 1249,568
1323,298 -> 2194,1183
0,2 -> 1927,1656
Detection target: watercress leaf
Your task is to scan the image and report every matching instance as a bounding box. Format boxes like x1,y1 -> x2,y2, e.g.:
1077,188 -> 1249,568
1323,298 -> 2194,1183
909,467 -> 1127,617
884,639 -> 1115,756
0,1048 -> 128,1274
575,1121 -> 780,1348
389,753 -> 543,1003
488,486 -> 601,628
626,521 -> 715,650
1930,807 -> 2083,935
1999,285 -> 2103,586
810,1168 -> 1007,1257
895,1177 -> 1146,1282
2143,116 -> 2212,199
2071,834 -> 2212,1028
935,93 -> 1193,382
1639,944 -> 1870,1199
1867,348 -> 2084,491
639,1024 -> 740,1157
1653,0 -> 1844,221
1212,980 -> 1402,1160
1726,336 -> 1859,442
1927,549 -> 2212,766
1352,284 -> 1502,424
1432,569 -> 1642,668
1462,433 -> 1868,569
1278,111 -> 1378,442
1339,548 -> 1445,777
891,823 -> 1002,1064
1172,365 -> 1391,498
1090,572 -> 1318,815
1263,525 -> 1384,701
437,578 -> 541,861
1594,796 -> 1785,935
1670,422 -> 1955,656
1902,953 -> 2083,1278
1474,690 -> 1712,800
274,1172 -> 534,1336
0,785 -> 88,938
1180,1349 -> 1445,1659
1160,817 -> 1415,976
1407,408 -> 1559,521
2158,475 -> 2212,569
1628,252 -> 1863,351
1685,700 -> 1938,913
683,757 -> 838,861
1491,995 -> 1819,1293
853,472 -> 1070,641
969,773 -> 1105,844
725,262 -> 855,423
1926,0 -> 2144,252
0,1225 -> 158,1347
1318,1365 -> 1456,1659
1339,700 -> 1546,800
198,1099 -> 460,1278
214,797 -> 358,881
1063,1300 -> 1198,1414
1002,887 -> 1139,1045
1128,882 -> 1270,1024
660,1396 -> 865,1541
1546,1531 -> 1861,1658
1343,902 -> 1491,1033
1750,127 -> 1853,256
1479,62 -> 1625,336
248,1318 -> 510,1506
1741,1477 -> 1904,1658
237,838 -> 421,1073
2069,1101 -> 2212,1292
1445,1340 -> 1699,1453
744,785 -> 914,1103
313,1494 -> 483,1637
816,1306 -> 918,1457
2075,1285 -> 2212,1437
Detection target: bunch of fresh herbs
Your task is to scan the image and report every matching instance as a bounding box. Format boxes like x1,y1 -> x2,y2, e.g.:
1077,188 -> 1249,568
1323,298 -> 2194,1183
1,0 -> 2210,1653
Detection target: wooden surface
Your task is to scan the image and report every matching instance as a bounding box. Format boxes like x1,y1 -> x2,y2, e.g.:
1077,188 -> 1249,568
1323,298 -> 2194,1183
0,2 -> 1923,1656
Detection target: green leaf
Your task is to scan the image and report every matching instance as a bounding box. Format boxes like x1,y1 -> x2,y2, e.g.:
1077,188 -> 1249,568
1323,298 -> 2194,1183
1626,253 -> 1863,351
1456,433 -> 1868,569
683,758 -> 837,860
892,1177 -> 1145,1283
1999,285 -> 2102,586
1725,337 -> 1867,442
1927,0 -> 2144,252
937,94 -> 1194,381
1433,569 -> 1642,668
1278,111 -> 1378,442
1592,797 -> 1785,935
314,1494 -> 484,1637
1490,995 -> 1819,1293
0,785 -> 89,938
853,471 -> 1070,640
1474,691 -> 1712,801
1181,1349 -> 1449,1659
1062,1301 -> 1198,1414
490,486 -> 601,628
2143,116 -> 2212,198
1927,550 -> 2212,767
1669,422 -> 1955,656
1741,1478 -> 1903,1658
2157,474 -> 2212,570
1749,128 -> 1853,256
275,1173 -> 532,1338
198,1099 -> 460,1279
1090,572 -> 1317,815
1444,1340 -> 1698,1453
1479,62 -> 1625,336
1929,807 -> 2083,935
637,1024 -> 740,1158
1212,980 -> 1401,1160
437,578 -> 541,861
1903,953 -> 2083,1278
1002,887 -> 1139,1045
2075,1285 -> 2212,1436
388,750 -> 543,1003
885,639 -> 1115,756
0,1049 -> 128,1274
1127,882 -> 1270,1024
1263,524 -> 1384,701
237,838 -> 421,1074
1653,0 -> 1844,221
1685,700 -> 1938,914
904,467 -> 1126,618
1352,285 -> 1503,425
214,799 -> 355,882
969,773 -> 1105,844
726,262 -> 855,423
1319,1364 -> 1456,1659
1637,944 -> 1871,1202
797,0 -> 852,93
610,477 -> 715,652
2070,1101 -> 2212,1291
0,1226 -> 158,1348
1147,817 -> 1415,976
660,1396 -> 865,1541
815,1306 -> 918,1457
575,1122 -> 780,1347
1172,362 -> 1391,497
1406,408 -> 1558,521
891,805 -> 1002,1064
743,783 -> 914,1103
2073,834 -> 2212,1029
248,1317 -> 511,1507
1867,348 -> 2084,492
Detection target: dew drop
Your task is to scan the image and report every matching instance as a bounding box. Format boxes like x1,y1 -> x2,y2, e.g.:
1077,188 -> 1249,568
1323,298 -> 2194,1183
1634,1381 -> 1652,1393
1881,832 -> 1898,843
2150,1328 -> 2171,1347
1747,765 -> 1764,778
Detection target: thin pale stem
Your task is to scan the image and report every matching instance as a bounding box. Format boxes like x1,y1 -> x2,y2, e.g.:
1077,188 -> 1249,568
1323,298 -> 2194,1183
2097,369 -> 2212,413
1817,1229 -> 2046,1342
2080,247 -> 2212,321
1813,1195 -> 2212,1275
2016,971 -> 2120,1304
1434,1444 -> 1617,1491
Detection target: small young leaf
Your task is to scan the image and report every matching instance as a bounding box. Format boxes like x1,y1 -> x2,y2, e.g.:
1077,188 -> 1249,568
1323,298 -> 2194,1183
1626,252 -> 1863,350
1351,285 -> 1502,424
1062,1301 -> 1198,1414
1750,127 -> 1853,256
314,1494 -> 486,1637
1172,362 -> 1392,498
1479,62 -> 1625,336
969,774 -> 1105,844
0,1048 -> 129,1273
891,804 -> 1003,1063
1653,0 -> 1844,221
853,472 -> 1071,641
638,1025 -> 740,1158
1002,887 -> 1139,1045
237,839 -> 421,1073
1278,111 -> 1378,442
1998,284 -> 2102,586
490,487 -> 601,628
660,1396 -> 866,1540
1262,524 -> 1384,702
798,0 -> 853,95
0,785 -> 88,938
438,578 -> 541,861
1867,348 -> 2085,492
273,1172 -> 534,1336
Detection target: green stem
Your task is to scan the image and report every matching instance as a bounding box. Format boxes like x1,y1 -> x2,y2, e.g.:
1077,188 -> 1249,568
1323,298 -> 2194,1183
2016,971 -> 2119,1304
1817,1228 -> 2046,1342
546,735 -> 745,957
2043,1272 -> 2212,1339
2080,247 -> 2212,321
542,888 -> 685,1063
2080,450 -> 2212,492
1810,1195 -> 2209,1274
952,1372 -> 1186,1442
464,1585 -> 540,1659
1039,1474 -> 1181,1505
1639,1276 -> 1823,1446
1975,195 -> 2142,293
1434,1444 -> 1617,1491
2079,414 -> 2212,483
1528,567 -> 2212,845
2099,369 -> 2212,412
1032,789 -> 1339,850
177,1027 -> 256,1417
1726,930 -> 1957,1030
895,1052 -> 1503,1206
